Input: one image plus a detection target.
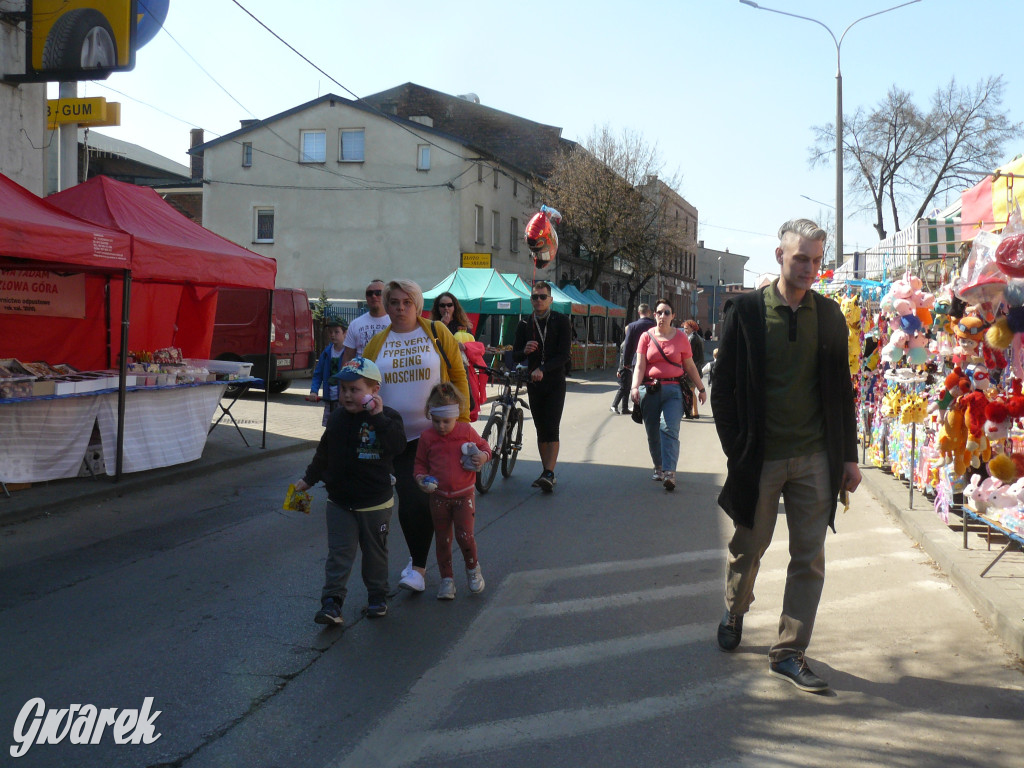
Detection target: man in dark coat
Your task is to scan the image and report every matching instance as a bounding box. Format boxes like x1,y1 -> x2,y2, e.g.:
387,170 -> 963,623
710,218 -> 861,693
611,303 -> 655,414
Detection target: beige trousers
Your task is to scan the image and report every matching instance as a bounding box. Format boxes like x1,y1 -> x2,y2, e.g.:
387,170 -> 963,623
725,451 -> 831,662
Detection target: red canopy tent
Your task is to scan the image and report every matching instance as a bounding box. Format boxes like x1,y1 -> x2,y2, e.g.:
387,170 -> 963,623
1,173 -> 277,479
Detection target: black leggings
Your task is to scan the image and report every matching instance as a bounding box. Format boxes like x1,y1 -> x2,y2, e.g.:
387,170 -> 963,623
393,439 -> 434,569
527,379 -> 566,443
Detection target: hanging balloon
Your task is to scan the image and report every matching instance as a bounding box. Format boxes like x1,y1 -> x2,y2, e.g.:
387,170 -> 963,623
524,205 -> 562,269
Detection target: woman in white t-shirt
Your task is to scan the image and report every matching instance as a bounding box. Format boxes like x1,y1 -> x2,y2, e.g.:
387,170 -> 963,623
362,280 -> 470,593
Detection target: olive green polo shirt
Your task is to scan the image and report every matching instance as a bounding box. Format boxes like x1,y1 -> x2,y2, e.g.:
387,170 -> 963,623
763,280 -> 826,460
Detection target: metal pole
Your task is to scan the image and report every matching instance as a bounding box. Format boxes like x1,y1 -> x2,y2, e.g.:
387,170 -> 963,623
909,421 -> 915,509
115,270 -> 132,481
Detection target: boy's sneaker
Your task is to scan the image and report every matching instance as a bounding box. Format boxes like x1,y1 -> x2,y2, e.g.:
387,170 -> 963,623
399,567 -> 425,592
314,597 -> 344,627
768,654 -> 829,692
437,577 -> 456,600
364,601 -> 388,618
467,565 -> 485,594
536,470 -> 556,493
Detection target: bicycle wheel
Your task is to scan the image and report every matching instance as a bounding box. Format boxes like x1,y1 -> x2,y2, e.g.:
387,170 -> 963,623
476,408 -> 504,494
501,408 -> 524,477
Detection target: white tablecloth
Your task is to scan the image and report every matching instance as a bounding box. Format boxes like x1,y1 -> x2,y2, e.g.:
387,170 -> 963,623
0,396 -> 102,482
95,384 -> 227,475
0,383 -> 227,482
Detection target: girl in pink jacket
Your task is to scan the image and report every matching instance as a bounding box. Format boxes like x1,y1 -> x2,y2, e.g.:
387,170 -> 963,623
414,383 -> 491,600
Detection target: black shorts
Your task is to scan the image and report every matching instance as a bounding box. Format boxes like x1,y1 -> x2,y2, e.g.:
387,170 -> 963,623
527,378 -> 566,443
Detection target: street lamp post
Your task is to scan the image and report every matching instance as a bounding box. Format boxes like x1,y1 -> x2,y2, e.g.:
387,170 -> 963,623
713,255 -> 722,338
739,0 -> 922,268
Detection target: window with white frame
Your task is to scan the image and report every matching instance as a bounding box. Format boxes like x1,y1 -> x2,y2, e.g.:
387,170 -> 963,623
242,142 -> 253,167
510,216 -> 519,252
300,130 -> 326,163
254,207 -> 275,243
491,210 -> 500,248
339,129 -> 365,162
417,144 -> 430,170
475,205 -> 484,244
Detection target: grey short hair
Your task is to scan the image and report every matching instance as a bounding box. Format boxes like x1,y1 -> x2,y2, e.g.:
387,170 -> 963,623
778,219 -> 827,244
384,279 -> 424,314
637,303 -> 651,314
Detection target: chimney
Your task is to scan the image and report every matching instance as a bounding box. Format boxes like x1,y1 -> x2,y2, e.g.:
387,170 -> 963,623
189,129 -> 204,181
240,119 -> 258,128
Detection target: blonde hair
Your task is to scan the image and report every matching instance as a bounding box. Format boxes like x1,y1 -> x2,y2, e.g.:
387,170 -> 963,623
424,382 -> 464,417
384,279 -> 424,314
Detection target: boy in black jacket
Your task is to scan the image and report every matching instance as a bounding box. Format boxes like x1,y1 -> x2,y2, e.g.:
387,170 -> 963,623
295,357 -> 406,626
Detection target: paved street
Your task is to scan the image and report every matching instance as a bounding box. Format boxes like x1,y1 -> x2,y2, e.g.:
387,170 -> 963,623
1,375 -> 1022,767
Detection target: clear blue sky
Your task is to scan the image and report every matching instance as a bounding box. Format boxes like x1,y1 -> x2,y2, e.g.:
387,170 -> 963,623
62,0 -> 1024,284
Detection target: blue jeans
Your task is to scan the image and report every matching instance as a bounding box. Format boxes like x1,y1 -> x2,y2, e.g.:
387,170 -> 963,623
640,382 -> 682,473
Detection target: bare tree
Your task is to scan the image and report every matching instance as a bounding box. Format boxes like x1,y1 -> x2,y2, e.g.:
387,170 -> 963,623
543,126 -> 685,315
810,76 -> 1021,241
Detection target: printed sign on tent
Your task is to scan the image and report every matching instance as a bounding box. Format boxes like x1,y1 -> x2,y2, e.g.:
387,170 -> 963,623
0,269 -> 86,318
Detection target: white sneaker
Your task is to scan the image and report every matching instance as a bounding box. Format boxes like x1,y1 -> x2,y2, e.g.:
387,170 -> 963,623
467,565 -> 485,594
400,558 -> 413,580
437,577 -> 456,600
399,568 -> 425,592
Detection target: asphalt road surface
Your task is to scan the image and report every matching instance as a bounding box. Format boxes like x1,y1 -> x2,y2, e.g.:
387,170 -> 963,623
2,376 -> 1022,767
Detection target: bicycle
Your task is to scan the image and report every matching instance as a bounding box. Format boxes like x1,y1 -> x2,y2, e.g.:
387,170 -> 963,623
474,364 -> 531,494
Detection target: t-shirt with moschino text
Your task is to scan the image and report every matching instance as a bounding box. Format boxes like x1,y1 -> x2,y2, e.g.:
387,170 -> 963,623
374,327 -> 441,441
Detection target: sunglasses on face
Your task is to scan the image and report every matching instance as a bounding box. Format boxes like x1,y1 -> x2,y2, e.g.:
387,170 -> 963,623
366,289 -> 382,297
438,302 -> 454,308
531,294 -> 551,301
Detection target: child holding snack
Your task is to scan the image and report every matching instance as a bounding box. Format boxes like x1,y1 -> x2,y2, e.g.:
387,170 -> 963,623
295,357 -> 406,626
414,383 -> 491,600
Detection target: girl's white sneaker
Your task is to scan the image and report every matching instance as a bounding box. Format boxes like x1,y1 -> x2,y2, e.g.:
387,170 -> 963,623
467,565 -> 485,594
437,578 -> 456,600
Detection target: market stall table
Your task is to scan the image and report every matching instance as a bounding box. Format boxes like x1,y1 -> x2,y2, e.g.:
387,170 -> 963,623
0,379 -> 260,483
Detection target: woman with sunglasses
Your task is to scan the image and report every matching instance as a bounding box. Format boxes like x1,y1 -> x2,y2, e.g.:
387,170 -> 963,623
430,292 -> 473,339
630,299 -> 707,491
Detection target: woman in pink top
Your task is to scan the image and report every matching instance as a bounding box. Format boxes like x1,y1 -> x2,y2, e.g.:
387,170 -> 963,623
630,299 -> 707,491
414,383 -> 492,600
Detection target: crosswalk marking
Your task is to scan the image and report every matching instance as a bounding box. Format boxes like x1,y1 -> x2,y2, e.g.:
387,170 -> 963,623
324,544 -> 926,768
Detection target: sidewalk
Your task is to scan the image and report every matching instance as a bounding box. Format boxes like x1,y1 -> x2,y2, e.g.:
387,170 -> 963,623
2,372 -> 1022,658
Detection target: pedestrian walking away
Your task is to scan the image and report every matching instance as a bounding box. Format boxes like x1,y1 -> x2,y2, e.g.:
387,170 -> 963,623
513,280 -> 572,493
683,320 -> 705,419
307,313 -> 349,426
294,357 -> 407,626
630,298 -> 705,492
710,218 -> 861,693
414,383 -> 491,601
611,303 -> 655,415
342,279 -> 392,365
362,279 -> 470,594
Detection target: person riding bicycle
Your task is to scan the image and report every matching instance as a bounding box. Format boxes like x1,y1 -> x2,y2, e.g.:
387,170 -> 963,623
512,281 -> 571,493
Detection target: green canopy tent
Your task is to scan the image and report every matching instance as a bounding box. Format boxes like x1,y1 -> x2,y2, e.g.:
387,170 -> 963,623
583,289 -> 627,368
423,268 -> 529,314
502,273 -> 587,317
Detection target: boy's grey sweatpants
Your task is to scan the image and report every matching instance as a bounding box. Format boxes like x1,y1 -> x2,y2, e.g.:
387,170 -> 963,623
322,498 -> 391,605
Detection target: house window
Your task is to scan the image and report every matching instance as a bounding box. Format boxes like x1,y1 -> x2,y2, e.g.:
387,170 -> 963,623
510,216 -> 519,252
300,130 -> 326,163
513,180 -> 519,197
478,164 -> 483,183
242,142 -> 252,167
475,205 -> 484,244
491,210 -> 500,248
417,144 -> 430,170
493,168 -> 499,189
254,208 -> 275,243
339,129 -> 365,162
